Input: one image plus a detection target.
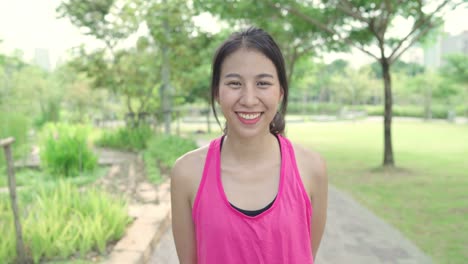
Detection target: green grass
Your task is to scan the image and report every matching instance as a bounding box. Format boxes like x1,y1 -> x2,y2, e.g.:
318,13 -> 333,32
0,177 -> 131,263
0,167 -> 108,189
285,120 -> 468,264
95,125 -> 154,151
144,135 -> 198,184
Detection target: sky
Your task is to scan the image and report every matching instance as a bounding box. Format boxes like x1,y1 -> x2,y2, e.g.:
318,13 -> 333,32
0,0 -> 467,69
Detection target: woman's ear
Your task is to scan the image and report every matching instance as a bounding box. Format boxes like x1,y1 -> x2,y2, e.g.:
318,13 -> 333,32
279,87 -> 284,103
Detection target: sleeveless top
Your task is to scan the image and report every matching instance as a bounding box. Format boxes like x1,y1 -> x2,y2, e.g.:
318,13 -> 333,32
192,135 -> 314,264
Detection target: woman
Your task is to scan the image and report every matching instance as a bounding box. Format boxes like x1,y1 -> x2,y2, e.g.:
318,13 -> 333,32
171,26 -> 328,264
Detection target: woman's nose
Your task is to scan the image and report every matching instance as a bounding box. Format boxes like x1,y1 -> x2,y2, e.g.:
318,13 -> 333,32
239,85 -> 259,106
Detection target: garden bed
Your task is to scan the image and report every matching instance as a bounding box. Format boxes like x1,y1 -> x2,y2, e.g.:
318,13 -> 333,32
0,168 -> 131,263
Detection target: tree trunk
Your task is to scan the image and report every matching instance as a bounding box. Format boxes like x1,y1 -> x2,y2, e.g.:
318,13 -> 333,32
206,107 -> 212,134
161,46 -> 171,134
381,58 -> 394,167
424,84 -> 432,120
302,90 -> 307,115
161,9 -> 172,135
287,48 -> 297,85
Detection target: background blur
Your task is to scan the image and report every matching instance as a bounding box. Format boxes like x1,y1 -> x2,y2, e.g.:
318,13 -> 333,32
0,0 -> 467,263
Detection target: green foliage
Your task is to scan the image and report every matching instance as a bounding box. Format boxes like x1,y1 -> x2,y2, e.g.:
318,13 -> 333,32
60,0 -> 214,133
364,104 -> 463,119
370,60 -> 426,79
441,53 -> 468,85
96,125 -> 154,151
288,102 -> 341,115
287,103 -> 465,120
1,52 -> 63,129
34,100 -> 61,127
56,0 -> 138,42
10,65 -> 63,124
0,113 -> 30,167
193,0 -> 341,84
0,167 -> 107,189
143,150 -> 163,184
146,135 -> 197,169
0,180 -> 131,263
40,123 -> 97,177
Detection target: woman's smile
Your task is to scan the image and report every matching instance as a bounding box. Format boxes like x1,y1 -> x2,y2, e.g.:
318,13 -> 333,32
236,112 -> 264,124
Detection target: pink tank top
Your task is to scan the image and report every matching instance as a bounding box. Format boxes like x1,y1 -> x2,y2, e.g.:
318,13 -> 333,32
192,135 -> 314,264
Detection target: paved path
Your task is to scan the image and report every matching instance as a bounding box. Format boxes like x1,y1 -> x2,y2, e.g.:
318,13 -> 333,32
150,185 -> 432,264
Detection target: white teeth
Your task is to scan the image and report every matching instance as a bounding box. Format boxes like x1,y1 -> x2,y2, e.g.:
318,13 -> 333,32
238,113 -> 261,120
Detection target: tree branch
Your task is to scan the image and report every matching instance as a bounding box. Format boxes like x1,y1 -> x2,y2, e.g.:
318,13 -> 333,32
390,23 -> 432,64
272,3 -> 380,61
379,0 -> 393,38
336,0 -> 369,23
388,0 -> 452,61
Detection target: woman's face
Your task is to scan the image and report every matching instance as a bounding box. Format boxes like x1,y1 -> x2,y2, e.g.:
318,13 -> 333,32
217,48 -> 283,139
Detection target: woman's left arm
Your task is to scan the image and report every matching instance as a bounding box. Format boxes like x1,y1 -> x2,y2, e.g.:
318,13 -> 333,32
309,153 -> 328,258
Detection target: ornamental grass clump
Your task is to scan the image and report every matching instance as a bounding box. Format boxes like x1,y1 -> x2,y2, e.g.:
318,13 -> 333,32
40,123 -> 97,177
0,181 -> 131,263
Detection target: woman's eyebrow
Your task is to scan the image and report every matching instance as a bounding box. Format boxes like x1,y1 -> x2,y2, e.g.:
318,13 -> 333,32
224,73 -> 241,78
256,73 -> 274,79
223,73 -> 274,78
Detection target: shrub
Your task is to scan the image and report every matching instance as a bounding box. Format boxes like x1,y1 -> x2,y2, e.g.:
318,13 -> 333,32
288,102 -> 342,115
33,101 -> 60,128
0,181 -> 131,263
143,151 -> 163,184
96,125 -> 153,151
40,123 -> 97,177
0,113 -> 30,168
144,135 -> 197,183
455,104 -> 468,117
147,135 -> 197,168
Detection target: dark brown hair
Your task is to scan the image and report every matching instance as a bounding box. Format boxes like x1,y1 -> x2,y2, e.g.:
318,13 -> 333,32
210,26 -> 288,135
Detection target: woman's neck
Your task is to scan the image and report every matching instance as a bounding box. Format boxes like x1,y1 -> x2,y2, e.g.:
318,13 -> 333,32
221,131 -> 279,166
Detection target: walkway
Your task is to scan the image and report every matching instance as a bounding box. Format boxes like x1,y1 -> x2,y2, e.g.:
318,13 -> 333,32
151,185 -> 432,263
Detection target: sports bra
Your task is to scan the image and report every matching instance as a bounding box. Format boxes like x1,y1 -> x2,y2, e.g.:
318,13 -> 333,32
230,196 -> 277,217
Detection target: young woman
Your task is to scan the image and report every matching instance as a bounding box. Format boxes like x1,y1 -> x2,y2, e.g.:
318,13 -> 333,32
171,27 -> 328,264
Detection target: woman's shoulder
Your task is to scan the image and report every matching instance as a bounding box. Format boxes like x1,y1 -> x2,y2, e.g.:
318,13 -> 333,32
288,140 -> 328,194
170,144 -> 211,199
172,144 -> 210,179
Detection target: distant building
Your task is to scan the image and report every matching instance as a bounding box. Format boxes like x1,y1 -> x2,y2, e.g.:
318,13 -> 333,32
424,31 -> 468,69
401,46 -> 424,65
34,48 -> 51,71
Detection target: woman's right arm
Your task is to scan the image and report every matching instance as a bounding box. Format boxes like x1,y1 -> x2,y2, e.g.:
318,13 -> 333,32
171,158 -> 197,264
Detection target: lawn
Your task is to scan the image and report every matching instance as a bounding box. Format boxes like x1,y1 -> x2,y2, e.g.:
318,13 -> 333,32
179,117 -> 467,263
286,119 -> 468,264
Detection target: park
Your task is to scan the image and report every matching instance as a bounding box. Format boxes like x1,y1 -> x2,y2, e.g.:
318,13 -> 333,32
1,0 -> 467,263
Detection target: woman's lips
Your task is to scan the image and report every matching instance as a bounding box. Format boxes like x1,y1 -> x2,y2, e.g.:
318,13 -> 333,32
236,112 -> 263,125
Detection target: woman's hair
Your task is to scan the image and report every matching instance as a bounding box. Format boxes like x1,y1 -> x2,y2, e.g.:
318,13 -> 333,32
210,26 -> 289,135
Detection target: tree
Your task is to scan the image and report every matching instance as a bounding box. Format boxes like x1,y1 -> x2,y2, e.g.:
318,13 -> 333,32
137,0 -> 203,134
193,1 -> 344,86
67,40 -> 161,127
441,53 -> 468,85
405,71 -> 440,119
59,0 -> 209,133
440,53 -> 468,117
268,0 -> 465,167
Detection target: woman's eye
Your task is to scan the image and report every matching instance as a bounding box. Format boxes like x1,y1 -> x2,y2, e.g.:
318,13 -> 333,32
227,81 -> 241,87
257,81 -> 271,87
